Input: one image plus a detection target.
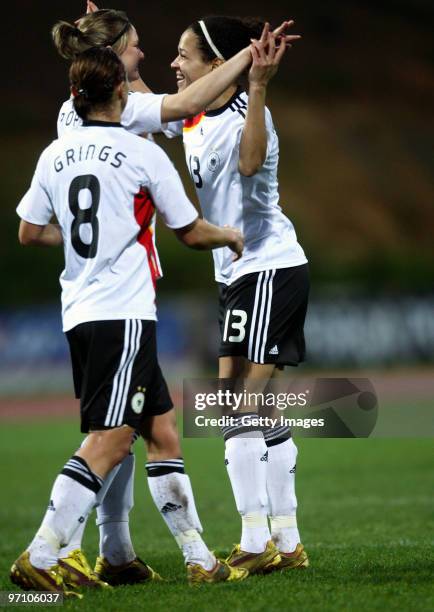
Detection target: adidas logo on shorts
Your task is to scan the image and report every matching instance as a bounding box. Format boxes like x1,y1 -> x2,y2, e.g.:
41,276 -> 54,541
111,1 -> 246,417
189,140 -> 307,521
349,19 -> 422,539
269,345 -> 279,355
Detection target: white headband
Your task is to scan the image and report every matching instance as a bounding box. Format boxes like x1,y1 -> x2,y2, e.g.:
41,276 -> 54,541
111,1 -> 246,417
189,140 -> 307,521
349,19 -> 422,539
198,20 -> 224,60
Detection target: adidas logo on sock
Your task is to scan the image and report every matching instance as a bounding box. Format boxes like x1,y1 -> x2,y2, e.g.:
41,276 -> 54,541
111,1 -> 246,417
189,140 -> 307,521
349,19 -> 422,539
161,502 -> 182,514
269,345 -> 279,355
290,464 -> 297,473
48,499 -> 56,512
260,451 -> 269,462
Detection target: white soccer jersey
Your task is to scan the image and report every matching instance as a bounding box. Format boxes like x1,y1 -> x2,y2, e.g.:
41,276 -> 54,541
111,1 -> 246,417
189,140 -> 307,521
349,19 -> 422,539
181,89 -> 307,285
17,121 -> 198,332
57,91 -> 166,137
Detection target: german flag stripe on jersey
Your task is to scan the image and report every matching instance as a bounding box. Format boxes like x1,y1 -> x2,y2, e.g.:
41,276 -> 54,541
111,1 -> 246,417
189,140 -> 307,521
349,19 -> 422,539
134,186 -> 161,289
183,112 -> 205,132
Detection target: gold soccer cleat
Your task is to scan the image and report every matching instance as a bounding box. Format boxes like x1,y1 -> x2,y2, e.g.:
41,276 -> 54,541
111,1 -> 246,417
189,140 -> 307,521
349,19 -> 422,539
187,558 -> 248,585
272,543 -> 309,570
226,540 -> 281,575
94,555 -> 162,586
10,551 -> 82,598
58,549 -> 111,589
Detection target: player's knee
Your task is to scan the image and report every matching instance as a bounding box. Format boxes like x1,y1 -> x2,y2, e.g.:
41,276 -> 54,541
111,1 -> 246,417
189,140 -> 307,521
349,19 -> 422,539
109,445 -> 130,467
144,410 -> 181,458
97,427 -> 134,467
113,435 -> 134,464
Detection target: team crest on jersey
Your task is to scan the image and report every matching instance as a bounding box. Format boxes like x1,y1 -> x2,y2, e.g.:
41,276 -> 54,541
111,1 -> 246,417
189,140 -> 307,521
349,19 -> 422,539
207,151 -> 221,172
131,387 -> 146,414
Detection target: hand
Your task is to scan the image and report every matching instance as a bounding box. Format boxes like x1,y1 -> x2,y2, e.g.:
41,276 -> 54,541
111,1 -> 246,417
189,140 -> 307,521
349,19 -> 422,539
74,1 -> 98,25
86,1 -> 99,13
272,19 -> 301,49
224,226 -> 244,261
248,23 -> 288,88
239,19 -> 300,68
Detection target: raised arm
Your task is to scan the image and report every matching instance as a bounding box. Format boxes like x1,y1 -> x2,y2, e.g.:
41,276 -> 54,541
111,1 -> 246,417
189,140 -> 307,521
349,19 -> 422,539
160,47 -> 251,122
130,49 -> 250,104
239,24 -> 299,177
159,21 -> 299,122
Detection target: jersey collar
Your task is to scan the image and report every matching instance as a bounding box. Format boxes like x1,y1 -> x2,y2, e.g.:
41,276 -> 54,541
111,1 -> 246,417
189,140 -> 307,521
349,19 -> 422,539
82,120 -> 123,128
205,88 -> 245,117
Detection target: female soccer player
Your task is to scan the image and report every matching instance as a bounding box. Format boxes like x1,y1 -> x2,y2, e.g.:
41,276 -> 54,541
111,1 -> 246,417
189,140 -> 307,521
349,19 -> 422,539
11,48 -> 248,594
52,7 -> 256,586
49,6 -> 298,588
170,16 -> 309,573
53,7 -> 292,138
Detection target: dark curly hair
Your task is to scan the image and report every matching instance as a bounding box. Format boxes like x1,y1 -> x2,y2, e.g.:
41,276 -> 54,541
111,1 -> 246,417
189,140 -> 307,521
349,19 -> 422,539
189,15 -> 264,62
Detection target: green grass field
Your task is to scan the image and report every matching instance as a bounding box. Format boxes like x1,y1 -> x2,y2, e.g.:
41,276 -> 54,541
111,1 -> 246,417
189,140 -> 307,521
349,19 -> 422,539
0,420 -> 433,611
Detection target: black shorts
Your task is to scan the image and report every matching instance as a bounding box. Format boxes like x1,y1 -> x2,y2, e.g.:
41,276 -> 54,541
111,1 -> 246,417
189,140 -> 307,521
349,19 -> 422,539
218,264 -> 309,366
66,319 -> 173,433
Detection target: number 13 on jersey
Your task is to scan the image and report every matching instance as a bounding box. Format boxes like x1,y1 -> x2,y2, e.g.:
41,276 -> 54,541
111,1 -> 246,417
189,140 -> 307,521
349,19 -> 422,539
222,309 -> 248,343
188,155 -> 203,188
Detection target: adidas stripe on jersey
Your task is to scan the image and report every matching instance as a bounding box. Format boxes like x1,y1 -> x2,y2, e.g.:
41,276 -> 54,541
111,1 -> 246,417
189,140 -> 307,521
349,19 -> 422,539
218,266 -> 309,366
67,319 -> 173,433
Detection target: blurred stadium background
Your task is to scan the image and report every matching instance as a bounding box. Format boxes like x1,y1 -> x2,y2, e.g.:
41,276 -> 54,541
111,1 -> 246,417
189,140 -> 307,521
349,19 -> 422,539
1,0 -> 433,401
1,3 -> 433,609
